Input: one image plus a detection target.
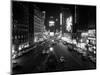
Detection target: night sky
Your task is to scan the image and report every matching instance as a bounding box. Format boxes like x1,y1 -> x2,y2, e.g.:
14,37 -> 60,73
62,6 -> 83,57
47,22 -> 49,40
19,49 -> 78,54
32,2 -> 96,30
32,2 -> 75,30
13,1 -> 96,30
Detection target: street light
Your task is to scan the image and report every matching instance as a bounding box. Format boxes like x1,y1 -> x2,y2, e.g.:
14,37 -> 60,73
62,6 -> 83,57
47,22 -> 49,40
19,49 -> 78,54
60,13 -> 62,26
49,47 -> 54,52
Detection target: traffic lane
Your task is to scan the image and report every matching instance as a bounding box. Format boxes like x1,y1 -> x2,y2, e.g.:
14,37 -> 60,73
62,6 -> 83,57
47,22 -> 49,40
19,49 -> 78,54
12,45 -> 49,74
13,54 -> 49,74
68,48 -> 96,69
13,47 -> 40,64
53,42 -> 84,69
63,42 -> 96,69
53,42 -> 95,70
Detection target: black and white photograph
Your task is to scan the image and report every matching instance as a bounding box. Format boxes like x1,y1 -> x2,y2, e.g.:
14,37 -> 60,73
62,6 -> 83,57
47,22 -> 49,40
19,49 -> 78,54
11,0 -> 96,74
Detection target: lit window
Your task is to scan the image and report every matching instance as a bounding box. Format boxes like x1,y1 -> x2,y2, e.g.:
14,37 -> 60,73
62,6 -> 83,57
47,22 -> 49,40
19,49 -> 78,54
15,36 -> 17,39
18,35 -> 20,39
21,35 -> 23,38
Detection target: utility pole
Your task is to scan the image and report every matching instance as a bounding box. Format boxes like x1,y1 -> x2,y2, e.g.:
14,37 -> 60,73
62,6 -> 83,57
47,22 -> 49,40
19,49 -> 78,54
75,5 -> 77,24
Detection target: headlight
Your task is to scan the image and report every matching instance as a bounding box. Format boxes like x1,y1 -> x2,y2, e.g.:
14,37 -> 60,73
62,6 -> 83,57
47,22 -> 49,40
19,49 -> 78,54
19,46 -> 22,51
52,40 -> 54,42
49,47 -> 54,51
12,49 -> 15,54
12,54 -> 16,59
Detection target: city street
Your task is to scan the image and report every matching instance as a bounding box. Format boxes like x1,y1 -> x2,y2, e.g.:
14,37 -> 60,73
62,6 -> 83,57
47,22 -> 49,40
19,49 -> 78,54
12,40 -> 96,74
12,41 -> 49,74
12,1 -> 96,74
53,42 -> 96,71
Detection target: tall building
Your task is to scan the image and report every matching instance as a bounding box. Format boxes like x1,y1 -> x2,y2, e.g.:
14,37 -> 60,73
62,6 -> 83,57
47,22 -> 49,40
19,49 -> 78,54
60,8 -> 73,39
12,1 -> 45,51
34,5 -> 46,42
12,2 -> 29,51
48,16 -> 55,32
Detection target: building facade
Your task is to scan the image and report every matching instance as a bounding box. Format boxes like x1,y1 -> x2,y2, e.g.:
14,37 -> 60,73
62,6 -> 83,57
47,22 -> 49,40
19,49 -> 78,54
12,1 -> 45,51
34,5 -> 46,42
12,2 -> 29,51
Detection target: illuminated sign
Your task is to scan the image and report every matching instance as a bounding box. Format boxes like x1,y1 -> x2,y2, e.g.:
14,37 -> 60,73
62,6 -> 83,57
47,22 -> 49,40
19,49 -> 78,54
88,29 -> 95,37
66,16 -> 72,32
81,32 -> 88,37
49,21 -> 55,27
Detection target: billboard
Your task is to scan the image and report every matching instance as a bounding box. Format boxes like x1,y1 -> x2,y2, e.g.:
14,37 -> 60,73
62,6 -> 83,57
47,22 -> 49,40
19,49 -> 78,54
49,20 -> 55,27
66,16 -> 73,32
62,8 -> 73,33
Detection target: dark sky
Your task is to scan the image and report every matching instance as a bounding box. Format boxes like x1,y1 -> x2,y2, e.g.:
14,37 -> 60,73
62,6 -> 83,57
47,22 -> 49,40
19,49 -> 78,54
33,2 -> 75,18
13,1 -> 96,30
33,2 -> 96,30
76,5 -> 96,29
